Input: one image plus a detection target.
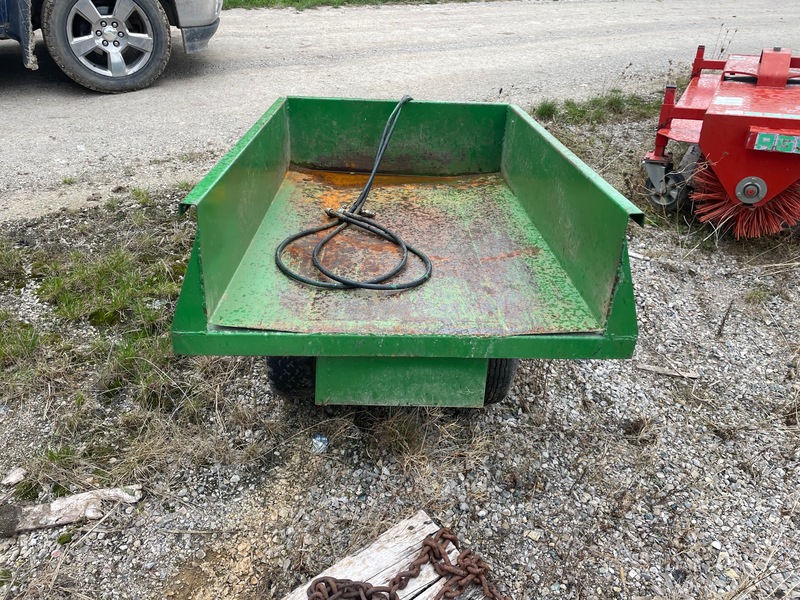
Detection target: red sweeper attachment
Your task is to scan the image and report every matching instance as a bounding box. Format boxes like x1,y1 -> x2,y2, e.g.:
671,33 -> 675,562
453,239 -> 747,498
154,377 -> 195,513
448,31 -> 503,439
643,45 -> 800,238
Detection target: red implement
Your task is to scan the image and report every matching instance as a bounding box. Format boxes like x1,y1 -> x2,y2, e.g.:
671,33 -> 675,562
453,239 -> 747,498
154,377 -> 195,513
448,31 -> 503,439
642,45 -> 800,238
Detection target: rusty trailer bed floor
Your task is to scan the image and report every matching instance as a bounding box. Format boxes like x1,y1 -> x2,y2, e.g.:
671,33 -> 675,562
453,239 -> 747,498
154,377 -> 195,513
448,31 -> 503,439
209,169 -> 602,337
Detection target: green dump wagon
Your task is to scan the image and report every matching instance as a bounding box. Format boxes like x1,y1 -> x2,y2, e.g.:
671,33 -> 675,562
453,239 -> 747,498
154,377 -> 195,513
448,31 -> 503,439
171,97 -> 643,408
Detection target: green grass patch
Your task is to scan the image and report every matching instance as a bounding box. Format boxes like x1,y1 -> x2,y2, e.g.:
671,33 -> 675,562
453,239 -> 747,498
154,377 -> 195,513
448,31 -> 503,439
744,286 -> 771,304
56,531 -> 74,545
35,247 -> 181,328
62,176 -> 77,185
27,216 -> 189,406
13,479 -> 40,501
132,187 -> 152,207
0,240 -> 26,285
46,445 -> 77,468
0,310 -> 41,369
224,0 -> 451,8
533,89 -> 662,125
533,99 -> 558,121
52,482 -> 71,498
0,193 -> 238,494
96,332 -> 187,410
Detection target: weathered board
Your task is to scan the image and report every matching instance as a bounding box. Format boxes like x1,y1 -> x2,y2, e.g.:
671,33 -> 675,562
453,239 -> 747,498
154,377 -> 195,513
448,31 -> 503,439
281,511 -> 484,600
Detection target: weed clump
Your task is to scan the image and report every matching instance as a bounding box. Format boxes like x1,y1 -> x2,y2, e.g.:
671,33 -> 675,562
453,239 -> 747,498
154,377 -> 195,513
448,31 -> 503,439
743,286 -> 771,304
0,310 -> 40,370
35,247 -> 180,328
534,99 -> 558,121
532,89 -> 662,125
0,240 -> 26,284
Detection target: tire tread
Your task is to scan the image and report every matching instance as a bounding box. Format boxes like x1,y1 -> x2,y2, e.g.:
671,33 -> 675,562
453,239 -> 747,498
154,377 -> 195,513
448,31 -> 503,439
266,356 -> 316,399
484,358 -> 519,405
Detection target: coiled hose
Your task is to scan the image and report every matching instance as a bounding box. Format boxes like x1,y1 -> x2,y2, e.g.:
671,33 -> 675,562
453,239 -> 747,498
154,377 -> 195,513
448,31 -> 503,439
275,96 -> 432,290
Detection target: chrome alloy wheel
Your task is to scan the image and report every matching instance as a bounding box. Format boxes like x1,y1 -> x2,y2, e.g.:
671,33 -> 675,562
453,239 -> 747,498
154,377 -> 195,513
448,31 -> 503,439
66,0 -> 155,77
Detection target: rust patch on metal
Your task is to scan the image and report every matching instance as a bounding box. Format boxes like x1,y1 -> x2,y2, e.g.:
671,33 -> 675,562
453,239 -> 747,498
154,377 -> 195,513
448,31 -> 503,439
211,169 -> 601,337
281,226 -> 407,283
479,247 -> 541,262
286,167 -> 486,189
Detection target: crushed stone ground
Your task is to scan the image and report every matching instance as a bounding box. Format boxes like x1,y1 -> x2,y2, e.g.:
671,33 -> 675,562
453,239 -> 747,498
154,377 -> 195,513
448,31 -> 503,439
1,126 -> 799,599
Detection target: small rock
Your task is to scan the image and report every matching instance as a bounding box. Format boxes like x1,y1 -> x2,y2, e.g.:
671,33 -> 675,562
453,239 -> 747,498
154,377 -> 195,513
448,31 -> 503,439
525,529 -> 544,542
1,467 -> 26,486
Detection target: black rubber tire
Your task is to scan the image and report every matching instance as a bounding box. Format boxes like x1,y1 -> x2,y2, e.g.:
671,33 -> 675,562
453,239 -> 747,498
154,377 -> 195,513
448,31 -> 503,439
268,356 -> 517,404
484,358 -> 519,405
41,0 -> 171,93
645,172 -> 688,213
267,356 -> 317,399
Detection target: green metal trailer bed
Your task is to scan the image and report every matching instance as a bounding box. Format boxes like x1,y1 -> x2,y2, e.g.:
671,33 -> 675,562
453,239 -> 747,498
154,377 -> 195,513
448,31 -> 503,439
171,97 -> 643,407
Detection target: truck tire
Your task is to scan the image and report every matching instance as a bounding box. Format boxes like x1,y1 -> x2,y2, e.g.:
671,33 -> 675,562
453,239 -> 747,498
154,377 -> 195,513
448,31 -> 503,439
41,0 -> 171,93
484,359 -> 519,405
267,356 -> 316,399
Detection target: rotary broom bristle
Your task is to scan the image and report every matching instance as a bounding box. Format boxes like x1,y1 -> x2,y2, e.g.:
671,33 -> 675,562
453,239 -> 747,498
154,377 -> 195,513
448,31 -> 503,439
691,162 -> 800,239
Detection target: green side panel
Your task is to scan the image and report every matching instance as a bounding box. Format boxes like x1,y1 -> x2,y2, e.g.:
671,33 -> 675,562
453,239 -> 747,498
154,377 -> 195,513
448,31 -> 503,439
172,238 -> 208,339
501,106 -> 643,324
316,357 -> 487,407
185,98 -> 290,316
603,245 -> 638,346
285,97 -> 507,175
172,232 -> 638,359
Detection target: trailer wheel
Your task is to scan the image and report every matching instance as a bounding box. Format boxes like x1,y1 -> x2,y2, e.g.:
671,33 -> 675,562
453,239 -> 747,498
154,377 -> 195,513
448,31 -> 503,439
484,359 -> 519,405
267,356 -> 316,399
41,0 -> 171,93
645,172 -> 688,212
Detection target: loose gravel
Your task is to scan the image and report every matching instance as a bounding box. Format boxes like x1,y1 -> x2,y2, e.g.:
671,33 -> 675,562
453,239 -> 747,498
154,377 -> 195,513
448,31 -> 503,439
0,126 -> 798,600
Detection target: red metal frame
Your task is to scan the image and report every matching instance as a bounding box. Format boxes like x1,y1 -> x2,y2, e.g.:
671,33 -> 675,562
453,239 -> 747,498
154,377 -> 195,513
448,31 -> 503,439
645,45 -> 800,206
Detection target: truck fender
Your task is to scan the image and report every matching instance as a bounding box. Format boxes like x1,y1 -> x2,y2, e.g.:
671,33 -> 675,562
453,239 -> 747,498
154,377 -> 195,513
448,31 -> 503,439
3,0 -> 38,70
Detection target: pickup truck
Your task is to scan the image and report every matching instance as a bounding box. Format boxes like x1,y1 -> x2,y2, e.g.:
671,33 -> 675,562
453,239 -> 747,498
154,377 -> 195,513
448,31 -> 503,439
0,0 -> 221,92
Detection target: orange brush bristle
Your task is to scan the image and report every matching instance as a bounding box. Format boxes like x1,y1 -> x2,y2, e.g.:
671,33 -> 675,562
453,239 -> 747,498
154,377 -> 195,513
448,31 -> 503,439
692,162 -> 800,239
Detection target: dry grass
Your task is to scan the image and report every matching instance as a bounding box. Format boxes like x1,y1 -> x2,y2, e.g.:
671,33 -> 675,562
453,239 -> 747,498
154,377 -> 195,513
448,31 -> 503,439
0,240 -> 26,285
0,191 -> 289,507
532,89 -> 663,126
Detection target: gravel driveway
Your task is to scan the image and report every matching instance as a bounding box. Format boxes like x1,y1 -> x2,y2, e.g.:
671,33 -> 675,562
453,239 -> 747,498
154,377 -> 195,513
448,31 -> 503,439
0,0 -> 796,221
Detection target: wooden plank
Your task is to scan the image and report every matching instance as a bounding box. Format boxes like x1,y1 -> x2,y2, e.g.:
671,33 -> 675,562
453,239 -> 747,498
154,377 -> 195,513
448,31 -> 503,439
413,574 -> 486,600
282,510 -> 462,600
0,485 -> 142,538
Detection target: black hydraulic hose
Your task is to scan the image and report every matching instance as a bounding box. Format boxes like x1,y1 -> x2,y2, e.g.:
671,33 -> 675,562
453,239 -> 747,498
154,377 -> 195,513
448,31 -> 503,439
275,96 -> 432,291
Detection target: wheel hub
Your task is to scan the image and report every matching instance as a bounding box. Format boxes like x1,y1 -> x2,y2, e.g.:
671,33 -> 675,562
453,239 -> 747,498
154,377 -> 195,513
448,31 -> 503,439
735,176 -> 768,205
101,25 -> 119,43
645,171 -> 687,211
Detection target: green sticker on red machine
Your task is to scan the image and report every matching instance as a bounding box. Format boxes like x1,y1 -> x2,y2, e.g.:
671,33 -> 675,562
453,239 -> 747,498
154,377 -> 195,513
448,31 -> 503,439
750,131 -> 800,153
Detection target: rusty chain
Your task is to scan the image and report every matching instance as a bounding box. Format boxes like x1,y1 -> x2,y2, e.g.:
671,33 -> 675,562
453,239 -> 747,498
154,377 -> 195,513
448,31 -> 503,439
306,527 -> 509,600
